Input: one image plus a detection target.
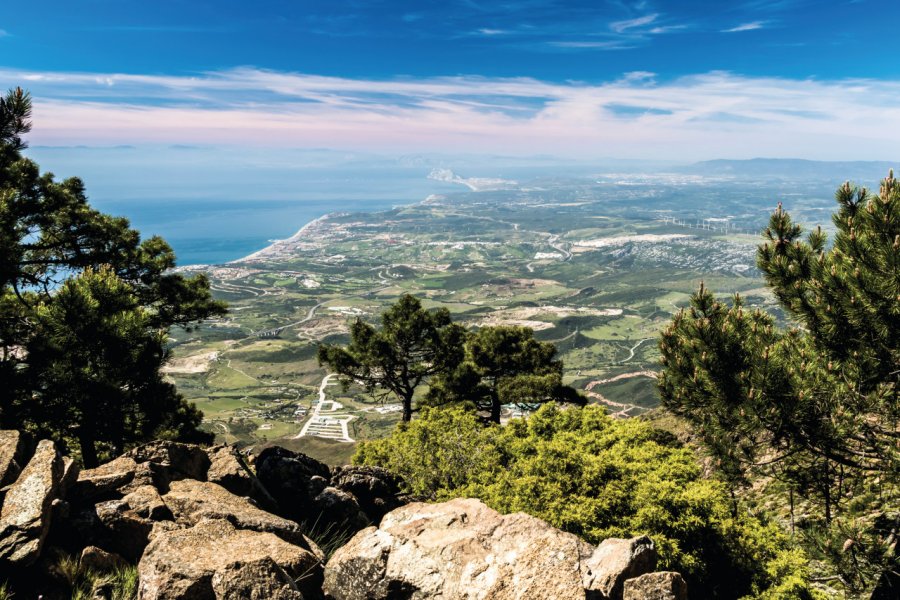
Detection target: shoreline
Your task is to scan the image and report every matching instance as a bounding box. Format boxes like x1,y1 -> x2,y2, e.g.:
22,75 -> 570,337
230,213 -> 337,263
228,195 -> 440,265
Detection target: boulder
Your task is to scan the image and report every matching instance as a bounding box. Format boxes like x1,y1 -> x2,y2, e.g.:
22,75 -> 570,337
0,430 -> 31,488
329,466 -> 406,523
210,557 -> 306,600
324,498 -> 600,600
138,518 -> 322,600
0,439 -> 64,566
125,440 -> 211,484
205,445 -> 274,507
93,498 -> 157,561
122,484 -> 173,521
255,447 -> 330,520
623,572 -> 688,600
584,536 -> 657,600
80,545 -> 129,573
162,479 -> 310,548
72,455 -> 158,502
311,487 -> 368,534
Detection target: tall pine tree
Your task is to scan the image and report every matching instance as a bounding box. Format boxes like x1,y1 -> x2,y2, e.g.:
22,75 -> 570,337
0,88 -> 226,465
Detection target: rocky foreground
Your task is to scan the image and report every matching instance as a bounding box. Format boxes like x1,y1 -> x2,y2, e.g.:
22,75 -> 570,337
0,431 -> 686,599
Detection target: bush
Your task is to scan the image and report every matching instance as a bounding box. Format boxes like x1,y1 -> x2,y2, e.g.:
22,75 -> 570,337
355,404 -> 823,599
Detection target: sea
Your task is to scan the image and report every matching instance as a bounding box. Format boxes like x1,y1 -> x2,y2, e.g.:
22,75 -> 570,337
87,172 -> 462,266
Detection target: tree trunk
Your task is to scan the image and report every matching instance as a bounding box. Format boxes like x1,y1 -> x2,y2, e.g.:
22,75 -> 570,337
79,432 -> 99,469
490,398 -> 501,424
402,392 -> 413,422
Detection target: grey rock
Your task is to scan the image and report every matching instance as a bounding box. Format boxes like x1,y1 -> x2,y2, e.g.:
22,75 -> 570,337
162,479 -> 312,548
210,557 -> 306,600
623,572 -> 688,600
324,498 -> 599,600
72,456 -> 158,502
0,430 -> 31,488
124,440 -> 211,484
0,439 -> 64,566
93,498 -> 156,561
255,447 -> 330,521
138,518 -> 322,600
80,545 -> 129,573
312,487 -> 368,534
205,445 -> 274,508
584,536 -> 658,600
329,465 -> 405,524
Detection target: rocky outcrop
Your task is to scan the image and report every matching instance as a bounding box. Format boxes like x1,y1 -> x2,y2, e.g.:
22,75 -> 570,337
0,439 -> 66,566
73,455 -> 159,501
210,557 -> 306,600
623,572 -> 688,600
255,446 -> 331,520
80,545 -> 128,573
124,440 -> 211,484
162,479 -> 312,547
205,445 -> 272,505
324,498 -> 662,600
138,518 -> 321,600
0,435 -> 342,598
0,433 -> 685,600
324,498 -> 676,600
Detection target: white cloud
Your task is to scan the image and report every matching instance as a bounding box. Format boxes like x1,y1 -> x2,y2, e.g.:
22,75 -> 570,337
610,13 -> 659,33
6,67 -> 900,161
722,21 -> 767,32
0,29 -> 10,38
549,40 -> 633,49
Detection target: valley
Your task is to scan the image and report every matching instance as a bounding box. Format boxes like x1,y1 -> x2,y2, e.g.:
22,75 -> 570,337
168,171 -> 838,464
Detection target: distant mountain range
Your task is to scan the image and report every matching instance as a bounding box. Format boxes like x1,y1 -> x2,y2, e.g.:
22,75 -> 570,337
679,158 -> 897,182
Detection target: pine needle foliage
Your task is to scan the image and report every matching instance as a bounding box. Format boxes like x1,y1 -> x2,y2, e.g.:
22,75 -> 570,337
0,88 -> 226,466
658,173 -> 900,594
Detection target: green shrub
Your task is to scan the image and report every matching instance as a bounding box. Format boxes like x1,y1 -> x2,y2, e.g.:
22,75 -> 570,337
355,404 -> 823,599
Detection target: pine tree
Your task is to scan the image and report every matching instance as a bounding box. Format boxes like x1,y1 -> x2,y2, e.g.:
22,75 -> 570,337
428,325 -> 585,423
317,294 -> 466,422
658,173 -> 900,592
659,175 -> 899,482
0,88 -> 226,464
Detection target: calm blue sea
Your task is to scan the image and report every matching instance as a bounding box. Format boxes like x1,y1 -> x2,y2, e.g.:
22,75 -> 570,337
92,198 -> 410,266
88,170 -> 464,266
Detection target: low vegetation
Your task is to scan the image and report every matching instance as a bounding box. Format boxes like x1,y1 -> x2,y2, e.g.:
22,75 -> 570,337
355,404 -> 821,599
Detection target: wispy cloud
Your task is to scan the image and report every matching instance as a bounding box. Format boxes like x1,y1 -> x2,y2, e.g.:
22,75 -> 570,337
723,21 -> 768,32
0,29 -> 10,38
548,40 -> 634,50
610,13 -> 659,33
475,28 -> 509,35
7,67 -> 900,160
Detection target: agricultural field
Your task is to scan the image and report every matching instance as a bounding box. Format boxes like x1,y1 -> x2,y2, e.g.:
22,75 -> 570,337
167,172 -> 841,463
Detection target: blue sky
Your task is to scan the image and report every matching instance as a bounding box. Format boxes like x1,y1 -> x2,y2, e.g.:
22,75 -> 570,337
3,1 -> 900,160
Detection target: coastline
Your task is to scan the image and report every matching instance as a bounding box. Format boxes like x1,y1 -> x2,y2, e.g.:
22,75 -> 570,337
231,213 -> 338,263
229,194 -> 437,265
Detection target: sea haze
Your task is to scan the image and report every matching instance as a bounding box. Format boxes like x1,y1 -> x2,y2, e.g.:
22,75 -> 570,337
28,146 -> 479,265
